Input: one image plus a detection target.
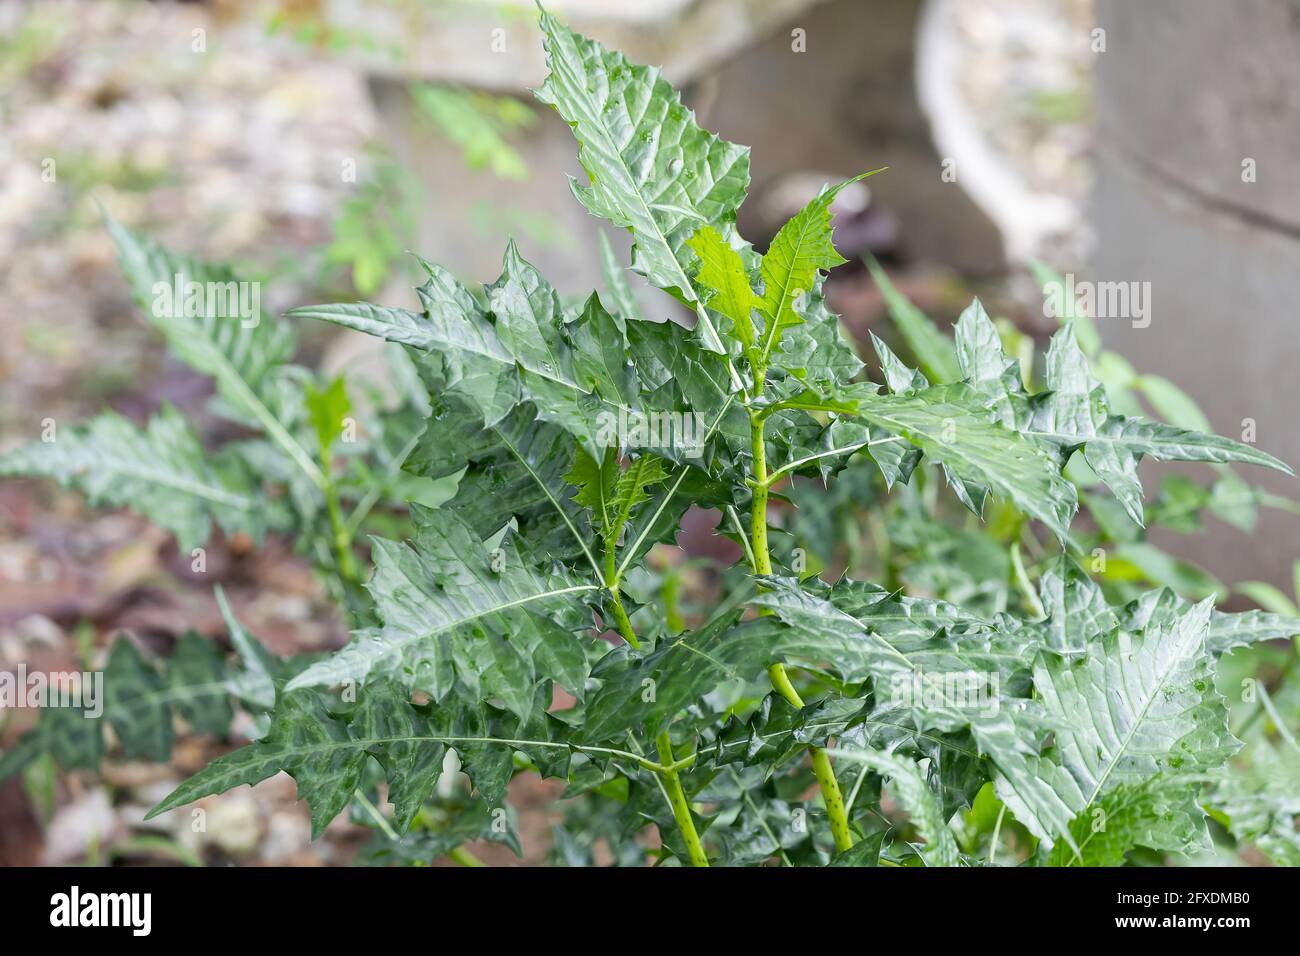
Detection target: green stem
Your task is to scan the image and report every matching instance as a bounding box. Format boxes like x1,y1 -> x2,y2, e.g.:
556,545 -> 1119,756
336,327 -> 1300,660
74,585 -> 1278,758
601,458 -> 641,650
345,429 -> 421,536
656,730 -> 710,867
988,803 -> 1007,867
1010,542 -> 1045,619
662,568 -> 686,633
608,582 -> 705,864
810,747 -> 853,853
1237,639 -> 1299,736
749,414 -> 773,577
320,444 -> 360,586
767,660 -> 802,705
606,589 -> 641,650
448,846 -> 486,867
326,482 -> 360,585
353,788 -> 398,841
749,408 -> 855,854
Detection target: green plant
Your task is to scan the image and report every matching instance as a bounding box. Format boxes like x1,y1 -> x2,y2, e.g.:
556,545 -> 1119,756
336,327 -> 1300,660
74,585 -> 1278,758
3,9 -> 1299,868
323,151 -> 420,297
411,83 -> 535,182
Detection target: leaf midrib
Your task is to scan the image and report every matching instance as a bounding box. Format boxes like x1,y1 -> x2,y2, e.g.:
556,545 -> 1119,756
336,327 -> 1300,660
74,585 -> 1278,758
493,426 -> 601,577
1078,627 -> 1199,808
544,21 -> 742,381
1025,426 -> 1288,471
760,205 -> 823,363
95,455 -> 258,511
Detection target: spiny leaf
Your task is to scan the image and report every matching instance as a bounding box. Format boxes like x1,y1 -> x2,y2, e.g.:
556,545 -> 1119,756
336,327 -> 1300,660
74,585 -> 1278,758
285,507 -> 600,717
1033,554 -> 1118,655
830,829 -> 887,867
849,384 -> 1078,540
860,334 -> 925,486
1082,417 -> 1292,497
1210,739 -> 1300,866
148,680 -> 614,836
486,243 -> 629,455
562,444 -> 680,604
627,318 -> 749,455
748,578 -> 910,684
757,173 -> 882,364
763,418 -> 881,485
704,694 -> 862,771
406,256 -> 522,424
1206,609 -> 1300,654
1044,776 -> 1208,866
776,276 -> 865,392
0,406 -> 267,552
536,9 -> 750,350
954,299 -> 1025,429
565,447 -> 618,540
107,219 -> 319,486
883,289 -> 1294,530
687,224 -> 759,353
761,577 -> 1034,739
616,459 -> 733,574
292,246 -> 635,458
823,579 -> 993,641
609,455 -> 668,546
952,306 -> 1294,526
148,689 -> 369,838
0,631 -> 270,782
975,596 -> 1238,853
707,788 -> 810,866
108,219 -> 296,402
870,332 -> 934,397
1119,586 -> 1300,656
567,292 -> 637,401
582,614 -> 794,740
837,747 -> 961,866
409,396 -> 595,570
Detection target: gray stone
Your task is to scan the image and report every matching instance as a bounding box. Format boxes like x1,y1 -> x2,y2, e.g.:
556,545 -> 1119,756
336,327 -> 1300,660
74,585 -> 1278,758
1094,0 -> 1300,588
326,0 -> 830,89
1097,0 -> 1300,231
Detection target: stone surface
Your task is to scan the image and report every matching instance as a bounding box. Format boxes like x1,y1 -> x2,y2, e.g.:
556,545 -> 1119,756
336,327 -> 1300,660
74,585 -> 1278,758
1094,0 -> 1300,588
323,0 -> 830,88
1096,0 -> 1300,232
